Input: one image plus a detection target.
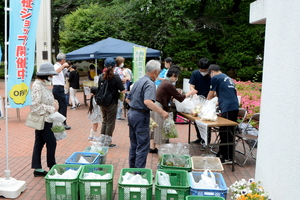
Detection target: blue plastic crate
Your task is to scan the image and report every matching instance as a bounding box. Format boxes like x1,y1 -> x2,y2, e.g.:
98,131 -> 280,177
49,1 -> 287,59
65,152 -> 100,165
188,172 -> 227,199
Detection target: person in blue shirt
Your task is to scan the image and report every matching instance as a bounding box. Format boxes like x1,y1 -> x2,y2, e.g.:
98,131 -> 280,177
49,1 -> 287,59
154,57 -> 172,87
207,64 -> 239,164
126,60 -> 169,168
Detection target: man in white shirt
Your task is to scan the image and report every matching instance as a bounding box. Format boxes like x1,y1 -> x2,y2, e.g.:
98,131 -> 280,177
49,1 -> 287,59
52,53 -> 71,130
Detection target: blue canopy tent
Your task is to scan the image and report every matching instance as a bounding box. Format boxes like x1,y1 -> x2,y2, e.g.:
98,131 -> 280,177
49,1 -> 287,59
66,37 -> 161,60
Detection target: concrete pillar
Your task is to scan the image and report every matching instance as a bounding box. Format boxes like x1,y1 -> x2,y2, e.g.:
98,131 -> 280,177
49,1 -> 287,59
250,0 -> 300,199
36,0 -> 52,70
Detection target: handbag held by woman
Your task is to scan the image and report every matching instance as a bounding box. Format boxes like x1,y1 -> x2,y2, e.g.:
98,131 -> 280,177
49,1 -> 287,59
25,112 -> 45,130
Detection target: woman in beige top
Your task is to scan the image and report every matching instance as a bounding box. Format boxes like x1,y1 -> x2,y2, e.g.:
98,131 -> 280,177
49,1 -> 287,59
31,63 -> 58,177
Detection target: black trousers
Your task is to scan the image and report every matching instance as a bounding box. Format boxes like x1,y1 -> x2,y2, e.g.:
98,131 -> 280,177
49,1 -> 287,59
31,122 -> 57,169
218,110 -> 238,160
52,85 -> 67,125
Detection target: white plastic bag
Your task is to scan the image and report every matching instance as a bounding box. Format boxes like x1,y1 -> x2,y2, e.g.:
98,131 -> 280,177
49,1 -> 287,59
189,170 -> 219,189
157,171 -> 177,194
199,97 -> 218,121
49,112 -> 67,141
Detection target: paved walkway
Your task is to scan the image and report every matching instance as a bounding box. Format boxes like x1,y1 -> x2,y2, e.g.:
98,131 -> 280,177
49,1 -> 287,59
0,81 -> 255,199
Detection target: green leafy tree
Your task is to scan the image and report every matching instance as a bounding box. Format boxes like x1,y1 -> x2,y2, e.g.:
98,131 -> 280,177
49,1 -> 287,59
58,0 -> 265,82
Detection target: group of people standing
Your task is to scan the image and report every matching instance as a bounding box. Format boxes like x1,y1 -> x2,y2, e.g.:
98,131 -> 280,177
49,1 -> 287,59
189,58 -> 239,164
29,53 -> 238,176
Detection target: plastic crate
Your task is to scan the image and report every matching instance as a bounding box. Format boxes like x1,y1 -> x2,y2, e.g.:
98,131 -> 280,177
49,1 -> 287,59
186,195 -> 225,200
188,172 -> 227,199
45,164 -> 82,200
84,146 -> 109,164
79,164 -> 114,200
65,152 -> 100,165
155,169 -> 190,200
160,154 -> 192,172
118,168 -> 153,200
191,156 -> 224,173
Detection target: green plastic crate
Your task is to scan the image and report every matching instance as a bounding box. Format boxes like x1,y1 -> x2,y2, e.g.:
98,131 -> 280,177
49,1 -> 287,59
45,164 -> 82,200
155,169 -> 190,200
79,164 -> 114,200
160,154 -> 192,172
186,195 -> 225,200
118,168 -> 153,200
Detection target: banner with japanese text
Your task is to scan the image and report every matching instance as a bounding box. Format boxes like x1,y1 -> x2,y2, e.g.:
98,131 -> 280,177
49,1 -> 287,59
132,46 -> 147,83
8,0 -> 41,108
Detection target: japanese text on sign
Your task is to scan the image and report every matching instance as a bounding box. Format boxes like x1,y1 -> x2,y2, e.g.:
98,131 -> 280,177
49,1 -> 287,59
16,0 -> 34,80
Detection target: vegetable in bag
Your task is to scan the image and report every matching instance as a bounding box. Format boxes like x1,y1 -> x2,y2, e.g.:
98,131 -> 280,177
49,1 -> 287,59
162,112 -> 178,139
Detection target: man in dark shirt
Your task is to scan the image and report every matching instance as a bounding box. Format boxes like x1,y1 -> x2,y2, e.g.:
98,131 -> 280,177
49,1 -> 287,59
207,64 -> 239,164
189,58 -> 211,144
126,60 -> 168,168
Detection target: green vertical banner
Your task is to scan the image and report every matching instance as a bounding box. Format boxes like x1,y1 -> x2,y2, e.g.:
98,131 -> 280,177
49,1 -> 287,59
133,46 -> 147,83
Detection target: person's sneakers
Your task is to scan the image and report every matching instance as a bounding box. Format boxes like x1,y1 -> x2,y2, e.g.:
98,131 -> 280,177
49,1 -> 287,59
33,170 -> 48,177
117,118 -> 125,121
88,136 -> 93,141
70,107 -> 76,110
221,159 -> 233,165
64,125 -> 71,130
149,148 -> 158,154
109,144 -> 117,148
191,138 -> 202,144
77,103 -> 81,107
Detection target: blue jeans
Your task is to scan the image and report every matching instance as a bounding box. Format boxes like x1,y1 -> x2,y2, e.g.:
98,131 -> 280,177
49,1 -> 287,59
116,99 -> 123,119
128,109 -> 150,168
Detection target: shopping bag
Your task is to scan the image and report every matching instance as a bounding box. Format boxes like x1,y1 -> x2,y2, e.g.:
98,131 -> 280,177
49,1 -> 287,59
189,169 -> 218,189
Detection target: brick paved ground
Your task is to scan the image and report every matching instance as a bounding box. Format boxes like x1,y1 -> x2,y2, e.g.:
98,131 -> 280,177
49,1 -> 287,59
0,80 -> 255,200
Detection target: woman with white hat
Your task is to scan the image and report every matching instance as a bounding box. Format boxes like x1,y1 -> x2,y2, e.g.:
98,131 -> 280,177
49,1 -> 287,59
30,63 -> 58,177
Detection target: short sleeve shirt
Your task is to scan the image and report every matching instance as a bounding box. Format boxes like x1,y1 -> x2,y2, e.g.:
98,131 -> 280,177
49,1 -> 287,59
128,75 -> 156,111
154,68 -> 167,86
52,62 -> 65,86
210,73 -> 239,113
189,70 -> 211,97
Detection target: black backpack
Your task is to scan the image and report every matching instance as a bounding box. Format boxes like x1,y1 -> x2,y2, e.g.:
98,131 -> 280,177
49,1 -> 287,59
95,75 -> 113,106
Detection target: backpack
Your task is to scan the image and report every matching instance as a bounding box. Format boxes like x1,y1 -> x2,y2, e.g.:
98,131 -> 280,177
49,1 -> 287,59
95,75 -> 113,106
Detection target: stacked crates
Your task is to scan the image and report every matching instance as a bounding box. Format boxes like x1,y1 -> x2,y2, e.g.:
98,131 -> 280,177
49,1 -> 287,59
155,169 -> 190,200
79,164 -> 114,200
118,168 -> 153,200
45,164 -> 82,200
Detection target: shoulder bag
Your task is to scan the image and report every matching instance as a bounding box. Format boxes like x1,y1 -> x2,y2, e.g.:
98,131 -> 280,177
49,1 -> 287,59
25,112 -> 45,130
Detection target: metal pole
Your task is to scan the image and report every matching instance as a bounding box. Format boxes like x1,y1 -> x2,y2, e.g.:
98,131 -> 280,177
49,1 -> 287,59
4,0 -> 10,179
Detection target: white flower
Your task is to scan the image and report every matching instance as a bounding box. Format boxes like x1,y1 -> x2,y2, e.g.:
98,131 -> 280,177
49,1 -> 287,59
248,178 -> 255,183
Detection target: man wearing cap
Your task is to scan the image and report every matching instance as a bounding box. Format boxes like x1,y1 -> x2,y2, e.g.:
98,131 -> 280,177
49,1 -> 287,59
189,58 -> 211,145
52,53 -> 71,130
207,64 -> 239,164
31,63 -> 58,177
126,60 -> 169,168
